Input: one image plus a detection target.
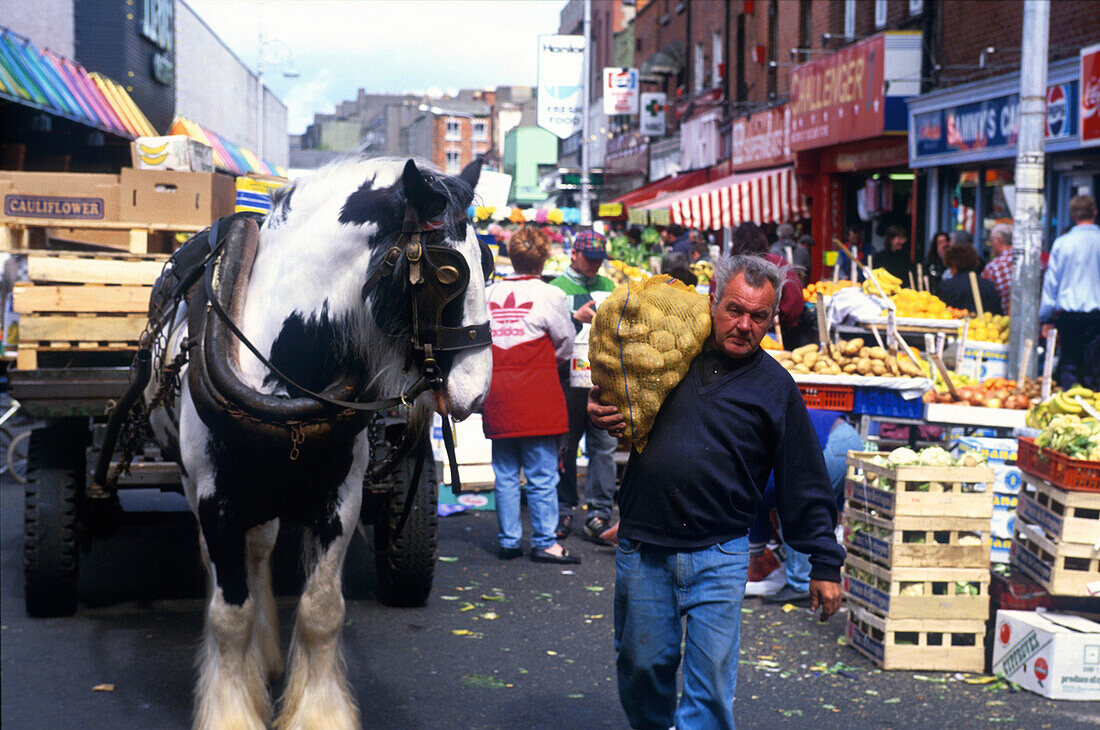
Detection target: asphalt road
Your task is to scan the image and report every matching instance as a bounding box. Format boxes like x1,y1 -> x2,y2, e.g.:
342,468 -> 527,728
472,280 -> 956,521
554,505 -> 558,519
2,473 -> 1099,729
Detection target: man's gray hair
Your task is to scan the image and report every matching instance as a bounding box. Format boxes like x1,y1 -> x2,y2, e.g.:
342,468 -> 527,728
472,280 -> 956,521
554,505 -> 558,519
990,222 -> 1013,244
949,229 -> 973,245
712,254 -> 783,317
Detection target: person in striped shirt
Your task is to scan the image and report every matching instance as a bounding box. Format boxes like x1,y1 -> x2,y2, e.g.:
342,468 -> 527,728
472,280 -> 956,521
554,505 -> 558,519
981,223 -> 1013,314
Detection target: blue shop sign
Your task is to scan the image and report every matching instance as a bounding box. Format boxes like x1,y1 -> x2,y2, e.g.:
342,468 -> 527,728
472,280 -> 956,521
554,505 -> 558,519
912,81 -> 1078,162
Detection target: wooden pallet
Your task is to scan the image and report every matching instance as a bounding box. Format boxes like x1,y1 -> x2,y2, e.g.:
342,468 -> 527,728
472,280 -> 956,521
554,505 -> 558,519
846,605 -> 986,672
842,552 -> 990,620
1018,473 -> 1100,546
1,218 -> 200,254
1010,515 -> 1100,598
844,504 -> 991,569
845,453 -> 995,519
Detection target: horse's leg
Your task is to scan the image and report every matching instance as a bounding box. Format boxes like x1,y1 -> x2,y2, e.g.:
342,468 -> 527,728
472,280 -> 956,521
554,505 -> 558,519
276,480 -> 362,730
246,518 -> 283,679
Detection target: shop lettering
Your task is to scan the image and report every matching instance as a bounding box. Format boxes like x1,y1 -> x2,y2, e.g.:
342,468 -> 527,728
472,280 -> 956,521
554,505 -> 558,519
3,195 -> 104,220
946,102 -> 1018,147
1001,630 -> 1041,676
790,58 -> 866,116
541,41 -> 583,54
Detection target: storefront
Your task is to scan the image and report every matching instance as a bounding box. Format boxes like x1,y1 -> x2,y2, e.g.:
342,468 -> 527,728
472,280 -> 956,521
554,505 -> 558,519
789,32 -> 924,282
907,56 -> 1098,257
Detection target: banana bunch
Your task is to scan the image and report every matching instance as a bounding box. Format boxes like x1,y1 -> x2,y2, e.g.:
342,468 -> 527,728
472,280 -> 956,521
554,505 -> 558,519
690,260 -> 714,285
1024,386 -> 1099,429
605,259 -> 647,284
863,267 -> 902,297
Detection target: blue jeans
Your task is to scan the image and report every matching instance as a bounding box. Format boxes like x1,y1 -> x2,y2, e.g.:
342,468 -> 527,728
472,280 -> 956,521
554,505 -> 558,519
558,385 -> 619,520
614,536 -> 749,730
492,435 -> 560,551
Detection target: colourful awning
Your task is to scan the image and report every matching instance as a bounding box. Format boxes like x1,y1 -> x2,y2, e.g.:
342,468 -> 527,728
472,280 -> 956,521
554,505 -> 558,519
169,117 -> 286,177
0,25 -> 156,138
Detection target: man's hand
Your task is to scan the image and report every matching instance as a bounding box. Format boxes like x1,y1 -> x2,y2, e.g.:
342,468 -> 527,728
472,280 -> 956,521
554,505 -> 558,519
809,579 -> 842,622
575,300 -> 596,324
1041,323 -> 1054,339
587,386 -> 626,437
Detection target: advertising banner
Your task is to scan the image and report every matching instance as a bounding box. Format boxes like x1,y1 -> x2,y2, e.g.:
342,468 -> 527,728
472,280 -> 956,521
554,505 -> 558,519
730,105 -> 791,169
1082,43 -> 1100,147
537,35 -> 586,139
640,92 -> 666,136
603,68 -> 639,115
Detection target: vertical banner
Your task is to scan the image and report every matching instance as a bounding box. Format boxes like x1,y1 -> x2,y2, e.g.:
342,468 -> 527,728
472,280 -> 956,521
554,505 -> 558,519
1081,43 -> 1100,147
640,92 -> 666,137
537,35 -> 586,139
602,67 -> 639,115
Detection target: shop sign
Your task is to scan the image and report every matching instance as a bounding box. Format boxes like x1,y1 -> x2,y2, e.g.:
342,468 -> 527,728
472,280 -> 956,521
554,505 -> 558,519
788,32 -> 922,151
1082,42 -> 1100,147
605,132 -> 648,175
730,105 -> 791,169
640,93 -> 666,136
911,81 -> 1079,161
602,68 -> 639,115
142,0 -> 174,86
537,35 -> 586,139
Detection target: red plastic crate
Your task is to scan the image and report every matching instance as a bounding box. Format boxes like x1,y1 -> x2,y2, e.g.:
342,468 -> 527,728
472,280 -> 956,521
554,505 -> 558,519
1017,437 -> 1100,493
798,384 -> 854,411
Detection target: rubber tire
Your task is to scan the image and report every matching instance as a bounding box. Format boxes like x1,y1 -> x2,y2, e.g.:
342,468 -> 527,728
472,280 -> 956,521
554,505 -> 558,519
373,454 -> 438,607
23,421 -> 88,617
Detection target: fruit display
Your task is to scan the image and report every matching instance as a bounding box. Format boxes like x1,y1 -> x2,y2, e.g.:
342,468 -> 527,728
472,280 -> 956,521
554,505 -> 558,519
965,312 -> 1010,343
887,289 -> 968,320
863,445 -> 988,475
542,253 -> 572,275
924,376 -> 1032,409
604,258 -> 648,284
689,260 -> 714,285
1034,414 -> 1100,461
862,267 -> 903,297
771,338 -> 927,377
802,279 -> 855,302
1025,386 -> 1100,429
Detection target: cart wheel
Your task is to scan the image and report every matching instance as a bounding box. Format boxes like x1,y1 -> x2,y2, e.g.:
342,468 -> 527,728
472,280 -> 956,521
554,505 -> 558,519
6,429 -> 30,484
23,422 -> 88,617
373,453 -> 438,607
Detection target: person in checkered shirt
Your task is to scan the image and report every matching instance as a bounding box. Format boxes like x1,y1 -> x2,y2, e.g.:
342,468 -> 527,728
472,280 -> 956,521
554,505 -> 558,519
981,223 -> 1013,314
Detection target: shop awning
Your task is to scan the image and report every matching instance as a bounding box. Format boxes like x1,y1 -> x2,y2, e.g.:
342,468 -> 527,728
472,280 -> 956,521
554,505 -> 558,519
636,167 -> 811,231
607,168 -> 710,209
169,117 -> 286,177
0,26 -> 156,138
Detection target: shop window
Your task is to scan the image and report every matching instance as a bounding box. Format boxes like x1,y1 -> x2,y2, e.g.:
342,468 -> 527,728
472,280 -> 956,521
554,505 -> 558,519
472,120 -> 487,142
875,0 -> 888,29
909,0 -> 924,15
694,42 -> 705,93
445,150 -> 462,174
712,32 -> 723,88
844,0 -> 856,39
445,118 -> 462,141
951,168 -> 1015,253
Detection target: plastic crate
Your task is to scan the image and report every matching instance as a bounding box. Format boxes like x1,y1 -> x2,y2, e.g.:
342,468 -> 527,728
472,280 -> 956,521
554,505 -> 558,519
1016,437 -> 1100,493
797,384 -> 854,411
852,387 -> 924,419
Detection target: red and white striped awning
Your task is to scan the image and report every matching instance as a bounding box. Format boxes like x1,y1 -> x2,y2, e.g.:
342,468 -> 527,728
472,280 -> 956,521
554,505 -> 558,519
636,167 -> 810,231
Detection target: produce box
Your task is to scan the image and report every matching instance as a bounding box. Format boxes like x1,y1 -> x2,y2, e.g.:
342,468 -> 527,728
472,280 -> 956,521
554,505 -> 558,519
957,340 -> 1008,380
1011,516 -> 1100,597
991,492 -> 1017,540
845,452 -> 995,519
430,414 -> 495,491
842,552 -> 990,620
1018,474 -> 1100,546
844,504 -> 990,569
131,135 -> 214,172
991,537 -> 1012,564
991,610 -> 1100,701
991,568 -> 1057,611
852,386 -> 923,418
1,171 -> 121,222
235,174 -> 289,215
119,168 -> 236,228
1017,437 -> 1100,493
797,383 -> 854,411
847,605 -> 987,673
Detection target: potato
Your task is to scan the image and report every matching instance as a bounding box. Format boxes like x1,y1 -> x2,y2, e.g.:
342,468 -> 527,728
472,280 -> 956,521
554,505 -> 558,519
868,346 -> 888,360
856,358 -> 872,375
859,347 -> 871,359
870,360 -> 887,376
802,351 -> 819,368
842,338 -> 865,356
842,362 -> 859,373
791,352 -> 803,364
885,354 -> 901,377
792,364 -> 811,374
813,360 -> 830,373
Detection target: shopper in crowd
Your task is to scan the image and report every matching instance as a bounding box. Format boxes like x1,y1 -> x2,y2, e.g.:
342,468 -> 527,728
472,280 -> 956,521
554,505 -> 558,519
769,223 -> 798,261
792,233 -> 814,281
660,251 -> 690,275
876,225 -> 915,286
482,226 -> 579,564
549,231 -> 619,543
666,263 -> 698,287
730,221 -> 808,346
587,254 -> 844,730
981,223 -> 1014,314
668,223 -> 693,257
924,230 -> 951,290
690,237 -> 712,263
937,240 -> 1003,316
1040,194 -> 1100,389
943,230 -> 973,284
835,224 -> 871,279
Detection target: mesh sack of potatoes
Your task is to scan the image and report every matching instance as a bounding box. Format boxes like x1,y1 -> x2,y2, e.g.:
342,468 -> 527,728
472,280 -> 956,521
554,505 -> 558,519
590,274 -> 711,451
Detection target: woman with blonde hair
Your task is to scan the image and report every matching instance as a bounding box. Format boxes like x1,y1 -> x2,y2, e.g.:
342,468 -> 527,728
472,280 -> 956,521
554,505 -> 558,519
481,226 -> 580,563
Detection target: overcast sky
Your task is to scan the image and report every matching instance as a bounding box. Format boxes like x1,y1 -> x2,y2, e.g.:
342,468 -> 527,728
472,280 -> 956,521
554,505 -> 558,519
185,0 -> 568,134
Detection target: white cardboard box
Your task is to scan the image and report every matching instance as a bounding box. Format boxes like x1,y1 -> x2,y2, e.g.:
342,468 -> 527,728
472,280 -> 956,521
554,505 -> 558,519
131,135 -> 214,173
991,610 -> 1100,701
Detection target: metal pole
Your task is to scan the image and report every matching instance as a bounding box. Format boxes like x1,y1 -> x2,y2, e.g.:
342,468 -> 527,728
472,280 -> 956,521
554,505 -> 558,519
257,30 -> 266,163
1007,0 -> 1049,379
580,0 -> 592,227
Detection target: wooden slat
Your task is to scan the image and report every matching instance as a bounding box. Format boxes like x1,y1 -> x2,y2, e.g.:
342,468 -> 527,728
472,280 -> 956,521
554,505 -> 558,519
0,217 -> 204,232
16,348 -> 37,370
14,283 -> 152,313
28,255 -> 165,285
20,314 -> 146,342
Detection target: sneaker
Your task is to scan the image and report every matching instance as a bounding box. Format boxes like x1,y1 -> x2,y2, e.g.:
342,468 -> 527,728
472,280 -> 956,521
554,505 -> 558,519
582,515 -> 613,545
745,565 -> 787,597
761,584 -> 811,604
555,513 -> 573,540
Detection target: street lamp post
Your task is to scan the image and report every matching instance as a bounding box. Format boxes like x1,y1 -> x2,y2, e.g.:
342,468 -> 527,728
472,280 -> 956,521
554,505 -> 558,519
256,30 -> 298,165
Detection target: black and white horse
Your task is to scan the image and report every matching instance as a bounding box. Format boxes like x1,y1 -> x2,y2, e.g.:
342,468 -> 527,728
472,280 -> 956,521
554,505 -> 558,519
145,158 -> 492,729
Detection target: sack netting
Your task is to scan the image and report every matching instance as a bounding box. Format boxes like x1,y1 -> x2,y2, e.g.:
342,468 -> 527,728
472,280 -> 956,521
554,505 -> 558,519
590,274 -> 711,452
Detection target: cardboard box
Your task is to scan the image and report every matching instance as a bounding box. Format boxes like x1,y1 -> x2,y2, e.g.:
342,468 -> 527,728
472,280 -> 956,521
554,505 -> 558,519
119,168 -> 236,227
235,174 -> 289,214
991,610 -> 1100,700
0,171 -> 120,222
958,341 -> 1009,380
131,136 -> 214,173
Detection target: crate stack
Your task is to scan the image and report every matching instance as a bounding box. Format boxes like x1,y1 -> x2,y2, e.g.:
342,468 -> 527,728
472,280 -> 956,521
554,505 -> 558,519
1011,438 -> 1100,598
842,453 -> 995,672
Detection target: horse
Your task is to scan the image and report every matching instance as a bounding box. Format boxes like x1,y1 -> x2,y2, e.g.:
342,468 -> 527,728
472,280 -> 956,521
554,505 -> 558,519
143,157 -> 493,729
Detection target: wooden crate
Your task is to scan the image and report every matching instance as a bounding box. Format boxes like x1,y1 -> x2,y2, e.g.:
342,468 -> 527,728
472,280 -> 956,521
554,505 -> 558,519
843,504 -> 990,569
1010,516 -> 1100,598
1,218 -> 201,254
846,605 -> 986,672
12,251 -> 163,370
1018,473 -> 1100,546
842,552 -> 990,619
845,452 -> 994,519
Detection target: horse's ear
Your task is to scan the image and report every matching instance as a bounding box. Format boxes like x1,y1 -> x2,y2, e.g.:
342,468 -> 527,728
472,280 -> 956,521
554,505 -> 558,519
401,159 -> 447,222
458,158 -> 482,192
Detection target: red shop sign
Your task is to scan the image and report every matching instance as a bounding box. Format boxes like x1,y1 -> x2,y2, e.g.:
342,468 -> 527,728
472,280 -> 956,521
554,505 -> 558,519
1081,42 -> 1100,147
730,105 -> 792,170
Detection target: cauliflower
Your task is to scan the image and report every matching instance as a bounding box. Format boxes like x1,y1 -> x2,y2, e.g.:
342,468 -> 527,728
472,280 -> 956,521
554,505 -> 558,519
954,451 -> 987,467
886,447 -> 919,466
917,446 -> 954,466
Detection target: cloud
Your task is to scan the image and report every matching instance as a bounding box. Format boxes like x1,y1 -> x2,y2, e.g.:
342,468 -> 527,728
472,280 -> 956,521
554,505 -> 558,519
281,68 -> 336,134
